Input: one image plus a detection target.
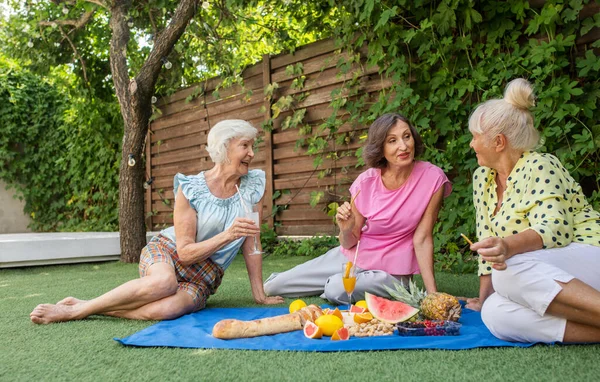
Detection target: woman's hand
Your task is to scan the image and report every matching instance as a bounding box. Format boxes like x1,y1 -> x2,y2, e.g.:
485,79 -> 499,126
255,295 -> 285,305
471,237 -> 509,271
227,217 -> 260,241
336,201 -> 355,233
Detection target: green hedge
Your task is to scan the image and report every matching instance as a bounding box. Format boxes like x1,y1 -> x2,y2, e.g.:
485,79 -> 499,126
0,60 -> 122,231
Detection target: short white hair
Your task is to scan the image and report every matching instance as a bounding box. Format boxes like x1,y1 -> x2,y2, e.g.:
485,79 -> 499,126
206,120 -> 257,164
469,78 -> 540,150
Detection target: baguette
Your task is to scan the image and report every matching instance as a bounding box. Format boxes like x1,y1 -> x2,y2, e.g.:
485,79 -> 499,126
212,304 -> 323,339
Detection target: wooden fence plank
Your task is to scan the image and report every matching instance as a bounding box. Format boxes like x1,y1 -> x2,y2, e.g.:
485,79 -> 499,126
262,54 -> 275,228
270,39 -> 337,69
157,62 -> 263,106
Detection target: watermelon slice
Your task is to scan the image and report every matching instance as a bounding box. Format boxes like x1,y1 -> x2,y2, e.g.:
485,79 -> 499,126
365,292 -> 419,324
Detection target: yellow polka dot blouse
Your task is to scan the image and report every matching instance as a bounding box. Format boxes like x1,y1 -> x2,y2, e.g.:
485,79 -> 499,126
473,151 -> 600,276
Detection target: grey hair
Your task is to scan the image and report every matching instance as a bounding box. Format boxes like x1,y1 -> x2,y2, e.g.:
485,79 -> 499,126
206,120 -> 258,164
469,78 -> 539,150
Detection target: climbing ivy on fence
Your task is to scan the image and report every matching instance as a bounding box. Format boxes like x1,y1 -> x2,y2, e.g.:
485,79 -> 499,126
261,0 -> 600,272
0,59 -> 122,231
340,0 -> 600,273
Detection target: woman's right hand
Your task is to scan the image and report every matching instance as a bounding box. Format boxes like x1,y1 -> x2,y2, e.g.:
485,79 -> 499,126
336,201 -> 355,233
227,217 -> 260,241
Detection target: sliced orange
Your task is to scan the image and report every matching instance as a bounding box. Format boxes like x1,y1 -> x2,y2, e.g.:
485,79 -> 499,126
327,307 -> 344,321
331,327 -> 350,341
303,321 -> 323,339
344,261 -> 353,278
353,312 -> 373,324
321,308 -> 331,315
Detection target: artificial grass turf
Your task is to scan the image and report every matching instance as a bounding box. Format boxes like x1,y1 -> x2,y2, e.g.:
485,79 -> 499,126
1,256 -> 599,382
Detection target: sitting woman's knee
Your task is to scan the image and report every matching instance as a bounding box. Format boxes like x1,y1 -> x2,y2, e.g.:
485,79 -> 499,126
142,273 -> 179,299
323,275 -> 345,304
263,274 -> 282,296
481,294 -> 513,341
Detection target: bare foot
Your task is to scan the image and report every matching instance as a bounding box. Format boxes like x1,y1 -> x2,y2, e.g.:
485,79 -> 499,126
466,297 -> 483,312
30,304 -> 81,324
57,297 -> 86,306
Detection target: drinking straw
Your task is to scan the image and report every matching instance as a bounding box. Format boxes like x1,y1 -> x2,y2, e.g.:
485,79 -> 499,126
235,184 -> 250,215
352,240 -> 360,267
350,189 -> 361,207
460,233 -> 474,246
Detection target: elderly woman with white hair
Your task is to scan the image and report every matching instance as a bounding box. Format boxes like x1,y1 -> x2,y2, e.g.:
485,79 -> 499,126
30,120 -> 284,324
465,78 -> 600,343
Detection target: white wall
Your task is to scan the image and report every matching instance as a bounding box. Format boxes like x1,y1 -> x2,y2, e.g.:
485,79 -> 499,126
0,180 -> 31,233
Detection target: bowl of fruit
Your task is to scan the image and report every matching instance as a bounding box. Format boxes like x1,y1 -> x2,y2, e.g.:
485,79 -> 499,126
395,320 -> 462,336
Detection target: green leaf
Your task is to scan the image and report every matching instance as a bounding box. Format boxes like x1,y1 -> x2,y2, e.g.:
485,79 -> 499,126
374,7 -> 397,31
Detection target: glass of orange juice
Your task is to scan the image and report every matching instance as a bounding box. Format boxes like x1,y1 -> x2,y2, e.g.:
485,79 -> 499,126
342,262 -> 356,310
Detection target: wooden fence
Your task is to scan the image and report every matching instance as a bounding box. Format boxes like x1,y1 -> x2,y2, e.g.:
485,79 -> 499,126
145,1 -> 599,236
145,38 -> 383,235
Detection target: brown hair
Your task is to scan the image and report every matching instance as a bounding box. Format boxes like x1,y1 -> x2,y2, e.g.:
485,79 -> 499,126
362,113 -> 424,168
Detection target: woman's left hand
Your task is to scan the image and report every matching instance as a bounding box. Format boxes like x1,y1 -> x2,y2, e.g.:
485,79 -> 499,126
471,237 -> 508,271
255,295 -> 285,305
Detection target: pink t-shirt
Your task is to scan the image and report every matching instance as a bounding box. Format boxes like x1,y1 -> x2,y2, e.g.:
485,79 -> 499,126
341,161 -> 452,275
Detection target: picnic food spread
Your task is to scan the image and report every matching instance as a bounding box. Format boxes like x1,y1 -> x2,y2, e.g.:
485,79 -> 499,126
212,288 -> 463,340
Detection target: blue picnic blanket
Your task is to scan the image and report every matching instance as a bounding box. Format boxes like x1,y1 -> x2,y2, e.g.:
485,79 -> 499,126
114,305 -> 537,351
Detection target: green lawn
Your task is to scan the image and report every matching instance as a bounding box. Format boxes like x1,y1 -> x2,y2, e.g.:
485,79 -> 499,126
1,256 -> 599,381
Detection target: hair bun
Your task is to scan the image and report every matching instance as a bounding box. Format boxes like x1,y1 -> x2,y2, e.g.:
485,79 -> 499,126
504,78 -> 535,110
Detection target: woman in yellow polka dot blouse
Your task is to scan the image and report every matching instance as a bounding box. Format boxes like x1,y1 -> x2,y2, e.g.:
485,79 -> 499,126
465,78 -> 600,343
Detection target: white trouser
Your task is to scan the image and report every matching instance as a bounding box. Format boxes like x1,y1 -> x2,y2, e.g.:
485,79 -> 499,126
263,246 -> 410,305
481,243 -> 600,343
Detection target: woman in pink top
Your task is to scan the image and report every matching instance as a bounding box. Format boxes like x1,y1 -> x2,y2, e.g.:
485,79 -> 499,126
264,113 -> 452,304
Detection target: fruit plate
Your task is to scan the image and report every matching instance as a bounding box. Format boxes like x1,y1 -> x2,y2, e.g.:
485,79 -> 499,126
395,320 -> 462,336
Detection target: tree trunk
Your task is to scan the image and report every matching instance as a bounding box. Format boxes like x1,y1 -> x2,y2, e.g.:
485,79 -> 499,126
109,0 -> 149,263
118,112 -> 150,263
109,0 -> 201,262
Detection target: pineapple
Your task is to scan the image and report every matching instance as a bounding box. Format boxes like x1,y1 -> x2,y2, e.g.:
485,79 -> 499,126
385,279 -> 462,322
421,293 -> 462,322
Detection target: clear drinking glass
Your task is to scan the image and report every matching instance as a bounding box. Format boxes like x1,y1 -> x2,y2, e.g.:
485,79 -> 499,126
246,204 -> 262,255
342,263 -> 356,310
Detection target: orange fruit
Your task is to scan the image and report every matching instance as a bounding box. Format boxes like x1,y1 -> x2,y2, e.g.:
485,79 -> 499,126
350,304 -> 367,314
355,300 -> 368,312
321,308 -> 331,315
303,321 -> 323,339
289,299 -> 307,314
327,307 -> 344,321
353,312 -> 373,324
315,314 -> 344,336
331,327 -> 350,341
